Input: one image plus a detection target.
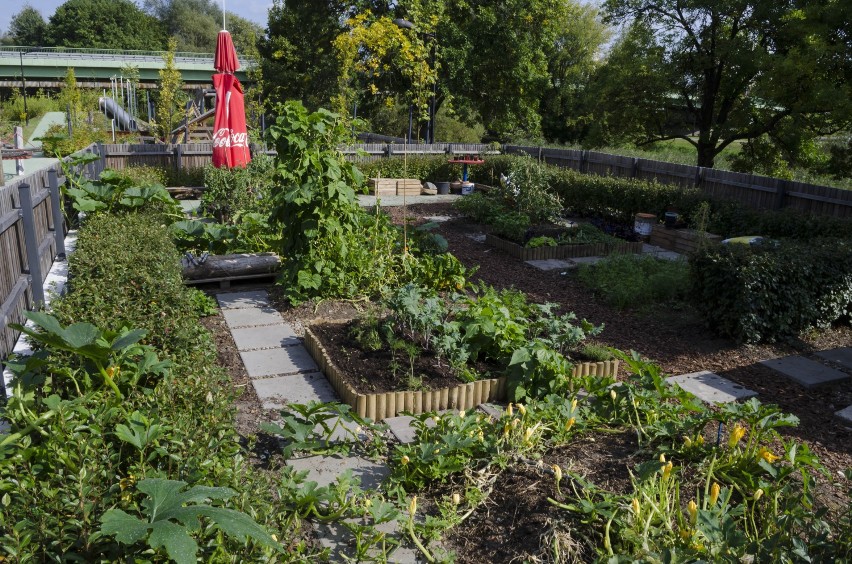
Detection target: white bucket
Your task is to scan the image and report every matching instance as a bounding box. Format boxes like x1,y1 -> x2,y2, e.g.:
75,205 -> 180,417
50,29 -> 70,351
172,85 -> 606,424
634,213 -> 656,237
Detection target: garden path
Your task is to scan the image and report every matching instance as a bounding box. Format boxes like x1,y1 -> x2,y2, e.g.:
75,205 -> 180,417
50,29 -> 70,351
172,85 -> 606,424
216,290 -> 441,563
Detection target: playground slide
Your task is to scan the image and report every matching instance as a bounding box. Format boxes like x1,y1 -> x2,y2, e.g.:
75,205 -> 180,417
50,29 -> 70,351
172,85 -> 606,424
99,97 -> 137,131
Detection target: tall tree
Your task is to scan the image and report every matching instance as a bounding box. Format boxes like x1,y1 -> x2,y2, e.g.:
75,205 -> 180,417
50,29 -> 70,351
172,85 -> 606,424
599,0 -> 852,167
9,5 -> 48,46
154,37 -> 186,140
47,0 -> 166,50
258,0 -> 353,112
144,0 -> 263,53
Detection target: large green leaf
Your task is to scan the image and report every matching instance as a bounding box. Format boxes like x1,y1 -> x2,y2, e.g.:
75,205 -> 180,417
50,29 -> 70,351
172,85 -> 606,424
101,478 -> 280,562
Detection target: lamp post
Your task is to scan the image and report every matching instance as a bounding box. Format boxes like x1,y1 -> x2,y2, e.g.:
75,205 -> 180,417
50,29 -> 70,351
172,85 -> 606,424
19,50 -> 29,125
393,18 -> 437,144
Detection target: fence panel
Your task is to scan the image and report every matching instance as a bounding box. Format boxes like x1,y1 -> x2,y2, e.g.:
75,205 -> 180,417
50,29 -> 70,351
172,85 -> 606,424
0,144 -> 98,377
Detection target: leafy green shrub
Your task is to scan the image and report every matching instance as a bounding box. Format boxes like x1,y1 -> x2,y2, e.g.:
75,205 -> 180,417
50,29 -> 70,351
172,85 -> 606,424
707,201 -> 852,240
690,239 -> 852,343
359,155 -> 456,183
39,122 -> 110,157
65,168 -> 180,219
579,254 -> 691,310
202,153 -> 276,223
0,210 -> 295,560
117,165 -> 168,187
268,102 -> 470,304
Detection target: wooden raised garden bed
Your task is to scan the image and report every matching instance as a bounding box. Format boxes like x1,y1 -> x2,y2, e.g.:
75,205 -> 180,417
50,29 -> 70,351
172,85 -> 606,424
485,234 -> 644,261
649,225 -> 721,254
305,327 -> 620,421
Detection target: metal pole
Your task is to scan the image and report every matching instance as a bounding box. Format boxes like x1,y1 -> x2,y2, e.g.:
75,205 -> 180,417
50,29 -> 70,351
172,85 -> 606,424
66,104 -> 73,137
428,39 -> 436,144
14,127 -> 25,176
408,105 -> 413,143
19,51 -> 29,125
47,168 -> 66,259
17,183 -> 46,307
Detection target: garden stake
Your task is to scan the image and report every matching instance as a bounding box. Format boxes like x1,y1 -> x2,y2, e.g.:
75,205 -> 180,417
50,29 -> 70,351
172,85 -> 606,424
716,421 -> 724,447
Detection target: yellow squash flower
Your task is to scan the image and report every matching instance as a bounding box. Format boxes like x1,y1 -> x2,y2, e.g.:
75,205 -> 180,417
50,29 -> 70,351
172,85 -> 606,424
452,493 -> 461,505
753,489 -> 764,501
506,403 -> 514,417
631,498 -> 641,517
687,500 -> 698,525
758,447 -> 779,464
710,482 -> 720,506
564,417 -> 576,432
728,424 -> 746,448
553,465 -> 562,483
409,496 -> 417,516
662,461 -> 673,480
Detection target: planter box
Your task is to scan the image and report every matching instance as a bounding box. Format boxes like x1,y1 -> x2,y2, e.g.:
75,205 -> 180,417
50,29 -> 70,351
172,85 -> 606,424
649,225 -> 721,254
485,233 -> 644,261
305,327 -> 620,421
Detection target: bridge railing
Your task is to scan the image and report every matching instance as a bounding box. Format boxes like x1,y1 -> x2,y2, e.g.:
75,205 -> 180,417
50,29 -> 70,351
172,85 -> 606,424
0,46 -> 243,65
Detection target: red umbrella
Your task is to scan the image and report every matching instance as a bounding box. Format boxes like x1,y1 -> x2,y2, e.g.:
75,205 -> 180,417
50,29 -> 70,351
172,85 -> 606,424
212,30 -> 251,168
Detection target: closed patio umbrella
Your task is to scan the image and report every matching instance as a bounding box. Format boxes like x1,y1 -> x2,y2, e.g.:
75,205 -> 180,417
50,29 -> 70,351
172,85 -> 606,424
212,29 -> 251,168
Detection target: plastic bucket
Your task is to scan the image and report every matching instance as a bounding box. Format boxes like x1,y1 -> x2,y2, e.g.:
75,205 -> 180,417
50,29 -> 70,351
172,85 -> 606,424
634,213 -> 656,238
461,182 -> 475,195
664,212 -> 679,228
437,181 -> 450,195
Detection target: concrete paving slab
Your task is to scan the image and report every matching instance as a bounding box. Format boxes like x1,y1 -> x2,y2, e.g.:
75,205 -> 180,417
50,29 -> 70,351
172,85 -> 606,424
230,324 -> 299,351
836,405 -> 852,427
760,356 -> 851,389
286,454 -> 390,490
424,215 -> 454,223
569,255 -> 605,265
252,373 -> 338,409
667,371 -> 757,403
221,306 -> 282,328
217,291 -> 271,310
477,402 -> 506,420
465,233 -> 486,243
642,244 -> 683,261
525,259 -> 576,271
318,520 -> 421,563
241,345 -> 318,378
384,414 -> 441,444
816,348 -> 852,372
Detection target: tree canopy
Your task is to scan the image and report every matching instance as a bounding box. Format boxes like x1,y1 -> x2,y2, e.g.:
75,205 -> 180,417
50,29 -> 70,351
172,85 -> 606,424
596,0 -> 852,167
47,0 -> 166,50
143,0 -> 263,54
8,5 -> 48,46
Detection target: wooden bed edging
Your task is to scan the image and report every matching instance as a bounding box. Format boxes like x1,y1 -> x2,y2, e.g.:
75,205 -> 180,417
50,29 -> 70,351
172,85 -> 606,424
485,233 -> 644,261
304,327 -> 620,421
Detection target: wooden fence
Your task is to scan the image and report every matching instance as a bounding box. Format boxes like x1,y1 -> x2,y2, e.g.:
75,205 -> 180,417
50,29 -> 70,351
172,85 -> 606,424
504,145 -> 852,218
99,142 -> 851,217
0,143 -> 106,381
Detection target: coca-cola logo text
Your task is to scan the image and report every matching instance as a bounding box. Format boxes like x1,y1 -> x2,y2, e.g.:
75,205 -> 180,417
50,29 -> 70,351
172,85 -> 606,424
213,128 -> 248,148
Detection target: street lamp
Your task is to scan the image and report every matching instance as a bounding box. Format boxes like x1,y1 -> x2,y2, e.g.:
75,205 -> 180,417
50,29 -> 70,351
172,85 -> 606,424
393,18 -> 437,145
19,50 -> 29,125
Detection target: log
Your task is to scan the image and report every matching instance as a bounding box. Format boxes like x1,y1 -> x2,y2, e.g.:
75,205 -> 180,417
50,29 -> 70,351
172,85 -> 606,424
182,252 -> 281,281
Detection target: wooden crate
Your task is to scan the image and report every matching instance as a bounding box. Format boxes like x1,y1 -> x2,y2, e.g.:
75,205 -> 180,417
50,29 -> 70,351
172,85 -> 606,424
649,225 -> 721,253
367,178 -> 423,196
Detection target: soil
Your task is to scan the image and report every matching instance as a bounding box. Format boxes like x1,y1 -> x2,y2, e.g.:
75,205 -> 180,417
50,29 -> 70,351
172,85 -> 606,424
310,320 -> 501,394
200,201 -> 851,562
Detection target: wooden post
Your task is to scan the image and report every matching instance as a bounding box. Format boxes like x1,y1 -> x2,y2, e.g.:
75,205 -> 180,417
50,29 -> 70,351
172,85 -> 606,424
174,144 -> 183,173
47,168 -> 66,259
580,150 -> 589,174
632,157 -> 640,178
775,179 -> 789,210
16,183 -> 45,307
96,142 -> 106,175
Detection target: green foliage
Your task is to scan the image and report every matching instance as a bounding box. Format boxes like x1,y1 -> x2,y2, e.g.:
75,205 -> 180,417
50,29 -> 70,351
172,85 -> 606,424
260,401 -> 387,459
690,239 -> 852,343
47,0 -> 166,50
100,478 -> 279,564
8,5 -> 48,45
202,153 -> 275,224
358,155 -> 457,184
267,101 -> 469,304
117,165 -> 168,187
39,124 -> 110,158
706,202 -> 852,241
579,254 -> 691,310
155,37 -> 187,141
65,168 -> 180,217
0,89 -> 60,124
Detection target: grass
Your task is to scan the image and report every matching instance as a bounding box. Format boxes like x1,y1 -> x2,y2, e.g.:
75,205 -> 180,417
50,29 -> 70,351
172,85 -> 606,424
578,253 -> 691,310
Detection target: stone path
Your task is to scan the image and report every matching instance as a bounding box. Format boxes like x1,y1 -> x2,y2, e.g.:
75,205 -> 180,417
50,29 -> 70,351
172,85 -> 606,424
524,243 -> 683,271
760,355 -> 850,389
667,371 -> 757,404
216,290 -> 428,563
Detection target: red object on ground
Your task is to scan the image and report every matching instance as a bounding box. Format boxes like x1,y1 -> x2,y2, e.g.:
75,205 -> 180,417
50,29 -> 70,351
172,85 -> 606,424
212,30 -> 251,169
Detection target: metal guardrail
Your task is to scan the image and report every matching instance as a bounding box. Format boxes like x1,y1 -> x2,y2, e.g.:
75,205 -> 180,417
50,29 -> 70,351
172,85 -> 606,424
0,45 -> 216,62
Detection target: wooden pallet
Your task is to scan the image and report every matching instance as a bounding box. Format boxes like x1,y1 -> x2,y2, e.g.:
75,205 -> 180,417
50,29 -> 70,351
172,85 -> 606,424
367,178 -> 423,196
649,225 -> 721,253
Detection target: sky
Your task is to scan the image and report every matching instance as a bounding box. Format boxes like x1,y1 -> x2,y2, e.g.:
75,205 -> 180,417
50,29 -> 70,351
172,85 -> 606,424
1,0 -> 273,37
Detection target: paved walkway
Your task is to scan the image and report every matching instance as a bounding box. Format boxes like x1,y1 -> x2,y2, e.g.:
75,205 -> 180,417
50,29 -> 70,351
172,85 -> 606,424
216,290 -> 432,562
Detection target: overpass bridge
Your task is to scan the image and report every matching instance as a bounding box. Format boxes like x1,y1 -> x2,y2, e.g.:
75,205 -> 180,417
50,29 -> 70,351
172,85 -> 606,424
0,46 -> 253,89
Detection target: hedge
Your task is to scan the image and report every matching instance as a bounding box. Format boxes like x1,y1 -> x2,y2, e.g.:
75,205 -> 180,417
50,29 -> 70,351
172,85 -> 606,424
357,154 -> 852,240
690,239 -> 852,343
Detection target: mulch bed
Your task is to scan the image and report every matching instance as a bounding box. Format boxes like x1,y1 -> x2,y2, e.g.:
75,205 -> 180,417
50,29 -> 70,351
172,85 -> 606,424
201,201 -> 851,562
